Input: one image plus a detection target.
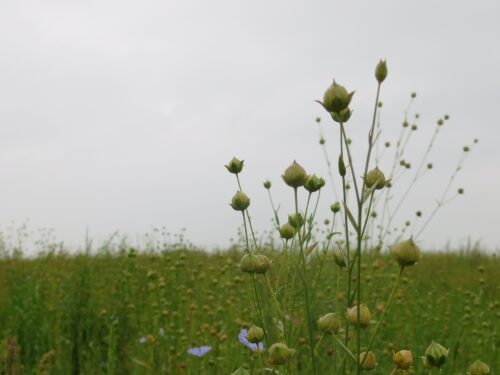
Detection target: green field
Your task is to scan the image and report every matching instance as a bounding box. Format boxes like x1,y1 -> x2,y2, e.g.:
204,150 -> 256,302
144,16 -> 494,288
0,248 -> 497,374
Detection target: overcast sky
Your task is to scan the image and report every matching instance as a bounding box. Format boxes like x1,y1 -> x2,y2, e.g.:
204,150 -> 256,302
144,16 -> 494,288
0,0 -> 499,252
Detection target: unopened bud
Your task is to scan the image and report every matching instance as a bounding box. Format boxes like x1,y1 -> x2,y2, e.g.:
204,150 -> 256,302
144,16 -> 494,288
255,254 -> 270,274
240,253 -> 270,274
317,313 -> 341,334
338,155 -> 346,177
225,157 -> 244,174
346,304 -> 371,328
263,180 -> 272,189
322,81 -> 354,113
393,350 -> 413,370
279,223 -> 297,240
391,238 -> 422,267
230,191 -> 250,211
468,360 -> 490,375
282,161 -> 308,188
424,341 -> 448,368
359,351 -> 377,370
333,248 -> 346,268
331,108 -> 352,123
288,213 -> 304,229
304,174 -> 325,193
365,167 -> 387,190
375,60 -> 388,83
246,325 -> 264,344
330,202 -> 341,213
269,343 -> 295,366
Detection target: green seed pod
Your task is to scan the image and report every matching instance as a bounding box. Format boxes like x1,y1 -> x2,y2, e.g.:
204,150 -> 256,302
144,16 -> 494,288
232,368 -> 250,375
225,157 -> 244,174
359,351 -> 377,371
425,341 -> 448,368
288,213 -> 304,229
317,312 -> 341,334
239,253 -> 260,273
375,60 -> 388,83
254,254 -> 270,274
393,350 -> 413,370
282,161 -> 308,188
304,174 -> 325,193
331,108 -> 352,123
338,155 -> 346,177
330,202 -> 341,213
279,223 -> 297,240
239,253 -> 270,274
322,81 -> 354,113
263,180 -> 272,189
246,325 -> 264,344
365,167 -> 387,190
391,238 -> 422,267
346,304 -> 371,328
230,191 -> 250,211
468,360 -> 490,375
269,343 -> 295,366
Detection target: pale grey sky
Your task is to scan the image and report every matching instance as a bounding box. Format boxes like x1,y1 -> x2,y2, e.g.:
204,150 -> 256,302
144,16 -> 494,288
0,0 -> 499,251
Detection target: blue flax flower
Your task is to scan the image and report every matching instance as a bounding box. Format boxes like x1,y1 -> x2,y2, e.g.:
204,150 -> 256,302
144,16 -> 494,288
187,345 -> 212,357
238,329 -> 264,351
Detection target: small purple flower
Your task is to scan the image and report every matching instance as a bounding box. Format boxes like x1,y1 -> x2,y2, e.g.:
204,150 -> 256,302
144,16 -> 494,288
238,329 -> 264,351
187,345 -> 212,357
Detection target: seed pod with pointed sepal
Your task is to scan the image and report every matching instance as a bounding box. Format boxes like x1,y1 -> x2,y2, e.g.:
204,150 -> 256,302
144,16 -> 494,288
346,304 -> 371,328
225,157 -> 244,174
288,213 -> 304,229
246,325 -> 264,344
393,350 -> 413,370
322,81 -> 354,113
331,108 -> 352,123
230,191 -> 250,211
468,360 -> 490,375
375,60 -> 388,83
365,167 -> 387,190
304,174 -> 325,193
359,351 -> 377,371
279,223 -> 297,240
317,313 -> 341,334
269,343 -> 295,366
424,341 -> 448,368
282,161 -> 308,188
392,238 -> 422,267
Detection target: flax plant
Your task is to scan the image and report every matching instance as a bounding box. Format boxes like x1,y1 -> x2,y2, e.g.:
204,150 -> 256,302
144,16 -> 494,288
226,60 -> 478,374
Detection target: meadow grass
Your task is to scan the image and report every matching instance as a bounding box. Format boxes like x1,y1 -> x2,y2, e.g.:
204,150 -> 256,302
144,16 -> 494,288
0,248 -> 497,374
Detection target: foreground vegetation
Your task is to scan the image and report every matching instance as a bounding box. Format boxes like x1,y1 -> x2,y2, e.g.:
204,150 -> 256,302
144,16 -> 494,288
0,249 -> 497,374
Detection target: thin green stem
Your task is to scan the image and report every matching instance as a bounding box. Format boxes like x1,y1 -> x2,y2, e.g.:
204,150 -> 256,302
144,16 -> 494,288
294,187 -> 318,375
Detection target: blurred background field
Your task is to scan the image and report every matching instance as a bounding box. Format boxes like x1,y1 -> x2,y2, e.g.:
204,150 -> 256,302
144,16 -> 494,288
0,243 -> 497,374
